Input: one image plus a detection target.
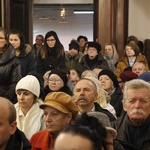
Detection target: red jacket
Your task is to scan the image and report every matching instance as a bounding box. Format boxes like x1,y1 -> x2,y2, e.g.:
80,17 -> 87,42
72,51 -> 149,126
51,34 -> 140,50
30,130 -> 56,150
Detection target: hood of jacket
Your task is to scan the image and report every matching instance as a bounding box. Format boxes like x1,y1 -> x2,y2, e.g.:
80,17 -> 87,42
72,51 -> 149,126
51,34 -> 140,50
18,44 -> 32,57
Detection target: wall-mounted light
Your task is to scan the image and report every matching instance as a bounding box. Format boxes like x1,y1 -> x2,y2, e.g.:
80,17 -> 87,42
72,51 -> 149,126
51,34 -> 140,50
74,10 -> 94,14
60,8 -> 66,18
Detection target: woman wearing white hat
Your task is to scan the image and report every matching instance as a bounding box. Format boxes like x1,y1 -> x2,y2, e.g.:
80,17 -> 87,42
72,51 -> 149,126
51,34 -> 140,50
14,75 -> 45,139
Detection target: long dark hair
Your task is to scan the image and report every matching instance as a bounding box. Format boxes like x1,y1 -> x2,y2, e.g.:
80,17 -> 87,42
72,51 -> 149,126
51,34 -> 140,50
8,29 -> 26,51
40,30 -> 64,59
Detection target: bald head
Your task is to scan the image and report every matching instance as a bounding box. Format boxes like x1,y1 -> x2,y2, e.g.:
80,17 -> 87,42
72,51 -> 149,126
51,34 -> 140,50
0,97 -> 16,124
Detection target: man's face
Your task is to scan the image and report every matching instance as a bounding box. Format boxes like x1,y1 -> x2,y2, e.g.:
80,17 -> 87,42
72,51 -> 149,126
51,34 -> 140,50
43,106 -> 71,135
123,88 -> 150,125
54,133 -> 93,150
73,79 -> 98,109
35,36 -> 43,45
132,64 -> 145,76
0,107 -> 16,149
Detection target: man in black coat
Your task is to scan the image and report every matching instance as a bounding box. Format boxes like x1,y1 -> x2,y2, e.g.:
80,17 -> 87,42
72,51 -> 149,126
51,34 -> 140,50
0,97 -> 31,150
112,79 -> 150,150
73,78 -> 116,122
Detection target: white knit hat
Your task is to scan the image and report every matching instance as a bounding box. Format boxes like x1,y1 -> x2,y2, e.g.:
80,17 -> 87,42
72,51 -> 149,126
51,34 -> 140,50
16,75 -> 40,97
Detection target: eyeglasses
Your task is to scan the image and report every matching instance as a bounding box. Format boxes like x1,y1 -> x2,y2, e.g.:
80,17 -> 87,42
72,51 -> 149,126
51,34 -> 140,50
46,39 -> 56,42
49,78 -> 62,83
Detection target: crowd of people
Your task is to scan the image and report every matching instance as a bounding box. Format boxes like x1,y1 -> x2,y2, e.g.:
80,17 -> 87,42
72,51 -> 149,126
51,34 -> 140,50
0,27 -> 150,150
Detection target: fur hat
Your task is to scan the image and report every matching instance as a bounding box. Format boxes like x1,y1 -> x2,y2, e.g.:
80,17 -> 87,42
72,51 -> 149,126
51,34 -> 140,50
98,70 -> 119,88
120,71 -> 138,82
69,39 -> 79,52
40,92 -> 78,119
16,75 -> 40,97
49,69 -> 68,85
88,42 -> 101,53
138,72 -> 150,82
87,112 -> 117,138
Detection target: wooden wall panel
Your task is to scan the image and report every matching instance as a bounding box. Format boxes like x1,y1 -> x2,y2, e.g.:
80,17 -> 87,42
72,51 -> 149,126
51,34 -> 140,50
94,0 -> 128,58
3,0 -> 33,44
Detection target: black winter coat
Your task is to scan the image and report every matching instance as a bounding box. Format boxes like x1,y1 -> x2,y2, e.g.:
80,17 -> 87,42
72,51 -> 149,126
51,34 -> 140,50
0,44 -> 21,102
110,87 -> 123,117
17,44 -> 36,77
94,102 -> 116,122
111,114 -> 150,150
6,128 -> 31,150
76,54 -> 109,74
36,50 -> 65,76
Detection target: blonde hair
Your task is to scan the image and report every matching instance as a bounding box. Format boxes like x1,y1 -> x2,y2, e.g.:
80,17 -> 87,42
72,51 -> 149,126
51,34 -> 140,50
84,76 -> 110,108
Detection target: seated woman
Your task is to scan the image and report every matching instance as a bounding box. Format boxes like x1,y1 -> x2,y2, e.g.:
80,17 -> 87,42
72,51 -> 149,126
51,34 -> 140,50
102,42 -> 119,73
44,68 -> 72,96
98,70 -> 123,117
115,42 -> 149,82
15,75 -> 45,139
76,42 -> 109,75
30,92 -> 78,150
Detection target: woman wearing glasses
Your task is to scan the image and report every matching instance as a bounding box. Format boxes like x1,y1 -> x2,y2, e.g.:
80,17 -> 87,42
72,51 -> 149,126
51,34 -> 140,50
36,31 -> 65,76
44,68 -> 72,98
0,27 -> 21,103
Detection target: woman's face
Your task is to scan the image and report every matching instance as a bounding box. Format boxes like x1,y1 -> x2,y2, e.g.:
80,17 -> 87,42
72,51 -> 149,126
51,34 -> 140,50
9,34 -> 21,50
99,75 -> 114,92
46,36 -> 56,48
70,70 -> 80,85
104,45 -> 113,55
125,46 -> 135,57
43,106 -> 71,134
0,31 -> 7,50
87,47 -> 98,59
48,74 -> 64,91
16,90 -> 35,111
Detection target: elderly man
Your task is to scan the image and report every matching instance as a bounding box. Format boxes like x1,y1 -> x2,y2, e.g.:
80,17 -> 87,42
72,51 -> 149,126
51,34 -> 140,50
132,62 -> 146,76
73,78 -> 116,122
30,91 -> 78,150
0,97 -> 31,150
112,79 -> 150,150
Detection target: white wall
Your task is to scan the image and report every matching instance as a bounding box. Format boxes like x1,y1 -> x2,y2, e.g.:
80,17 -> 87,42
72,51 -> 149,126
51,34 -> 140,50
128,0 -> 150,41
33,0 -> 93,51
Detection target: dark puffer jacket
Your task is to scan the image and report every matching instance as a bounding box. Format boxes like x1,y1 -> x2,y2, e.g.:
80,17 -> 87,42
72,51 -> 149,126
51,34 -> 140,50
111,114 -> 150,150
0,44 -> 21,102
17,44 -> 36,77
6,128 -> 31,150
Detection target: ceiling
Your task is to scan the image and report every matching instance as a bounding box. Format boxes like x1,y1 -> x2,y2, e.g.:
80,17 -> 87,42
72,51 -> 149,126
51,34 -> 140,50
33,4 -> 93,24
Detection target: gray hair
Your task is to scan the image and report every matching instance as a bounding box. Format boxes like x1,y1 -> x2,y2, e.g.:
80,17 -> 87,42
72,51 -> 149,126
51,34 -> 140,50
123,79 -> 150,102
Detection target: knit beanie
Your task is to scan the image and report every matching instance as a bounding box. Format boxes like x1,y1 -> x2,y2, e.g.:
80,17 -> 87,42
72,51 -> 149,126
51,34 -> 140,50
16,75 -> 40,97
138,72 -> 150,82
98,70 -> 119,88
69,39 -> 79,52
120,71 -> 138,83
88,42 -> 101,53
49,69 -> 68,85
